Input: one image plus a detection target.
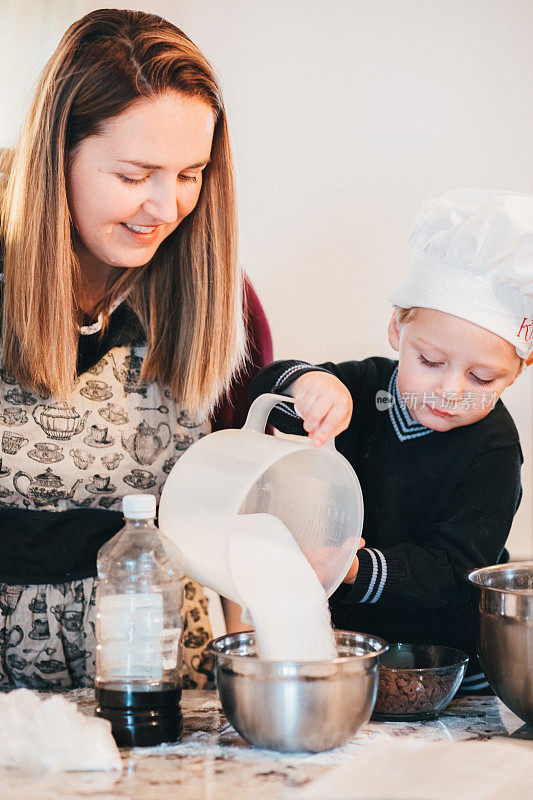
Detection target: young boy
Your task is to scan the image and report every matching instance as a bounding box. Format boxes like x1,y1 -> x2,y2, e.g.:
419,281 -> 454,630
250,189 -> 533,692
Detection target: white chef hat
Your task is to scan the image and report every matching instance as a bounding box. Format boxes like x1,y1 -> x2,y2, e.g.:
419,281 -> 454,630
389,189 -> 533,359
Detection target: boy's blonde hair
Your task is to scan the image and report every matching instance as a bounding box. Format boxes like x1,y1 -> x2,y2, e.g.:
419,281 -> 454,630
394,306 -> 416,325
0,9 -> 245,419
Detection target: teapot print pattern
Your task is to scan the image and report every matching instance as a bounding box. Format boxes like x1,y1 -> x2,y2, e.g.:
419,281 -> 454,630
0,576 -> 97,690
121,422 -> 171,466
32,403 -> 89,440
0,584 -> 23,616
0,343 -> 209,511
14,468 -> 81,508
110,351 -> 148,397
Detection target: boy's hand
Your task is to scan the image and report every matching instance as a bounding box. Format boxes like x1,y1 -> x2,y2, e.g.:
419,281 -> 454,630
287,371 -> 353,447
342,537 -> 365,584
306,537 -> 365,588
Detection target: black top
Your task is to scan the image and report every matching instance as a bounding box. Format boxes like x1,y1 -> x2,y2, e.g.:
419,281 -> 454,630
249,357 -> 523,666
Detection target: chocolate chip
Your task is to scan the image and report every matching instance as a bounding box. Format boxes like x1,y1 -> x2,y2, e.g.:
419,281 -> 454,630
374,668 -> 457,717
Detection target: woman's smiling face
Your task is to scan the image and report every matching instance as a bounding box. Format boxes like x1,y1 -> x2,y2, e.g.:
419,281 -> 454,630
67,91 -> 215,272
388,307 -> 522,431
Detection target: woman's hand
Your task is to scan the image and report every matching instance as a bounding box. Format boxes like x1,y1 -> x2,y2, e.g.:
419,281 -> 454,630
287,371 -> 353,447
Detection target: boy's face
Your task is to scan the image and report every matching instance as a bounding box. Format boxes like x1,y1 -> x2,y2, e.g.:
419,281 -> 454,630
388,308 -> 522,431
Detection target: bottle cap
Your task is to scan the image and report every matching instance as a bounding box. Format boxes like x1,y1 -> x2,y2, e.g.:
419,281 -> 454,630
122,494 -> 157,520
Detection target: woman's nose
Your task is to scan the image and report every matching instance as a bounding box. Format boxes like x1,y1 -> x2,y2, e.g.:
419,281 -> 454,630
142,177 -> 179,224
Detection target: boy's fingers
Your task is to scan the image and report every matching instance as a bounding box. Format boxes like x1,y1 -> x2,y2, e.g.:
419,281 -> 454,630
293,377 -> 353,447
302,397 -> 334,434
293,384 -> 313,415
312,404 -> 351,444
294,394 -> 318,421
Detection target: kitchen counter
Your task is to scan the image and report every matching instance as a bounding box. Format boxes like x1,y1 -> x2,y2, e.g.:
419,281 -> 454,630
2,688 -> 532,800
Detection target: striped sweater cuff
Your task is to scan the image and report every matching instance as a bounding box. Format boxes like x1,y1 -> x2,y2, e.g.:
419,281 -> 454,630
458,671 -> 491,694
273,363 -> 331,392
272,363 -> 332,422
347,547 -> 388,604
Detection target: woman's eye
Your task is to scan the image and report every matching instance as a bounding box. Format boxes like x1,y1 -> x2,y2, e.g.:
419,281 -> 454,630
417,354 -> 442,368
470,373 -> 495,386
179,174 -> 199,183
118,174 -> 149,185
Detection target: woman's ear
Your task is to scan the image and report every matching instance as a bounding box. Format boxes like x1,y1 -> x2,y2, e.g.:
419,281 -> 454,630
388,312 -> 401,352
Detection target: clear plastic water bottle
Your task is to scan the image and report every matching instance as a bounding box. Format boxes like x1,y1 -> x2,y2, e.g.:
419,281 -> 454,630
95,494 -> 184,747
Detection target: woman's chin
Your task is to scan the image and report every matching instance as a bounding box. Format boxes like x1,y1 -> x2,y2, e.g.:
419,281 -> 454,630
96,247 -> 159,271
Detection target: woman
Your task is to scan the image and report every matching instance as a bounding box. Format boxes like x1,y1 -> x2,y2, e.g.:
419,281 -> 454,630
0,9 -> 272,690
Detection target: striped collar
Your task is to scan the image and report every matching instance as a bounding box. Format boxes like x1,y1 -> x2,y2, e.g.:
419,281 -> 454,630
388,368 -> 433,443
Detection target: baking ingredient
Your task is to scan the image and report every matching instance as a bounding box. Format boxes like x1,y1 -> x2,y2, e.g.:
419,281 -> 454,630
158,509 -> 338,661
374,667 -> 457,717
95,494 -> 183,747
229,513 -> 337,661
0,689 -> 122,772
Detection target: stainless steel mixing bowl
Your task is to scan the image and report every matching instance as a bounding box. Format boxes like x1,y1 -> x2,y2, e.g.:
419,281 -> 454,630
207,630 -> 388,753
468,562 -> 533,725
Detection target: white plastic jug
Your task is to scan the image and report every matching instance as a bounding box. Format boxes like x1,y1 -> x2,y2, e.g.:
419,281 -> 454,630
158,393 -> 364,603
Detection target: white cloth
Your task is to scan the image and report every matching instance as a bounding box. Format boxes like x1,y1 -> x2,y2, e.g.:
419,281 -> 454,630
0,690 -> 122,772
390,189 -> 533,358
298,737 -> 533,800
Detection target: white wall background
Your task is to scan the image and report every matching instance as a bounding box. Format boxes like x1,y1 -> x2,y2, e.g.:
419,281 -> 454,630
1,0 -> 532,557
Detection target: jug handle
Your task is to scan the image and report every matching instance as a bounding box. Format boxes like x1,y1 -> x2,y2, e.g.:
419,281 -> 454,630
243,393 -> 336,451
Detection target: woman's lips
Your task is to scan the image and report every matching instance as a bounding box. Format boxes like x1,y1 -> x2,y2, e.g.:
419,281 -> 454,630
120,222 -> 160,243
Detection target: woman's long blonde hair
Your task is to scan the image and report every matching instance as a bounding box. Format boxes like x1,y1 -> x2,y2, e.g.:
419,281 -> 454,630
0,9 -> 244,418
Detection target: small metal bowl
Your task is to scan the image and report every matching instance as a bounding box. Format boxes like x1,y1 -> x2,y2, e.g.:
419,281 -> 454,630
207,630 -> 388,753
372,643 -> 468,721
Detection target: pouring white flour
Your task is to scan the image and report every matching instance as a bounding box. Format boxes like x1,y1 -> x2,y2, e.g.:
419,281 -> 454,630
228,513 -> 337,661
159,511 -> 337,661
158,392 -> 364,663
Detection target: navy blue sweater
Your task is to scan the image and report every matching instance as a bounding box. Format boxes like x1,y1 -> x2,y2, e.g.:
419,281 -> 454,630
249,357 -> 522,684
